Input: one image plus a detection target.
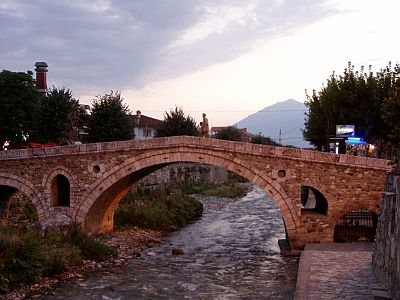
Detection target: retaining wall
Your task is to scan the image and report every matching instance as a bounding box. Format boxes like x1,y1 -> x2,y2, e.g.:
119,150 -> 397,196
373,174 -> 400,299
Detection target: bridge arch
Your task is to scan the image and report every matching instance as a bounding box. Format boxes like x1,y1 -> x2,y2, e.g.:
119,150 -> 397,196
75,148 -> 300,242
0,173 -> 46,222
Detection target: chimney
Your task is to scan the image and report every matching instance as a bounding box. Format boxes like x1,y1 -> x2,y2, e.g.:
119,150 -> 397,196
34,62 -> 48,94
136,110 -> 141,126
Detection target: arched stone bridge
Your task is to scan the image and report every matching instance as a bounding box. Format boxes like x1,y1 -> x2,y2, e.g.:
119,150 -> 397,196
0,136 -> 391,249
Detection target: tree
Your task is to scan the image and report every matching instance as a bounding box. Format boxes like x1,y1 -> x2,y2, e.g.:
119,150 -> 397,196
214,126 -> 241,141
86,91 -> 133,143
0,70 -> 42,144
251,134 -> 281,146
303,62 -> 392,150
155,107 -> 199,137
381,64 -> 400,145
39,87 -> 80,144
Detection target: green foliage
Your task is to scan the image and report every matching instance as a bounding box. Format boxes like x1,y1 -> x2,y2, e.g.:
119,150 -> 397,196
155,107 -> 199,137
114,194 -> 203,230
39,87 -> 80,144
67,224 -> 116,260
0,225 -> 115,294
9,199 -> 38,223
0,70 -> 42,144
183,182 -> 248,198
0,227 -> 69,293
86,91 -> 133,142
304,62 -> 395,151
381,67 -> 400,172
214,126 -> 241,141
251,134 -> 281,146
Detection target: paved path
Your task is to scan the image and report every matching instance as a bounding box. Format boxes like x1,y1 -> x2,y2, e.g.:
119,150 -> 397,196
294,243 -> 391,300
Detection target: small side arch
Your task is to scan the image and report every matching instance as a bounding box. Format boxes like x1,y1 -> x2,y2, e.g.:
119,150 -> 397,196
300,185 -> 329,215
0,173 -> 46,221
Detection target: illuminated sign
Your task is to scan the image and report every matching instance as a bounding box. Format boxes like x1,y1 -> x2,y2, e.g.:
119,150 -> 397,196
336,125 -> 355,137
346,136 -> 366,145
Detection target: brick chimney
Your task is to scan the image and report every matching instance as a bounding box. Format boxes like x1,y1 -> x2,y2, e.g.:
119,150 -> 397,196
34,62 -> 48,94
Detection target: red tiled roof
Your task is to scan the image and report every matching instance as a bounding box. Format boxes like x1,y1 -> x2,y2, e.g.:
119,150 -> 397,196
130,114 -> 163,128
138,115 -> 162,128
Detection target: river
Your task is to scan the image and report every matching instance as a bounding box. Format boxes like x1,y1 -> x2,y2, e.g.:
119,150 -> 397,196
39,186 -> 299,299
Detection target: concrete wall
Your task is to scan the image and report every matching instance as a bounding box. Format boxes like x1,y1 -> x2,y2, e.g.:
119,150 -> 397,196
373,174 -> 400,299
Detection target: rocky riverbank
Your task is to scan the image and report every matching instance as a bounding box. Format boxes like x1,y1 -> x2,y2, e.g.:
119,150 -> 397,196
1,194 -> 245,300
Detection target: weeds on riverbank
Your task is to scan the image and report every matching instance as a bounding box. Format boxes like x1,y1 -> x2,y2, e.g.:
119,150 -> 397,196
114,194 -> 203,230
0,225 -> 115,294
183,182 -> 248,198
114,181 -> 248,231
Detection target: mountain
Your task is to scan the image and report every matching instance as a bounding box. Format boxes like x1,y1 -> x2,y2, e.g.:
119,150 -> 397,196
235,99 -> 310,148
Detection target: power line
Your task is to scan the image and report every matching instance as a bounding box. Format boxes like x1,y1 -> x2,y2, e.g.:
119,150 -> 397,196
281,124 -> 303,136
143,109 -> 308,113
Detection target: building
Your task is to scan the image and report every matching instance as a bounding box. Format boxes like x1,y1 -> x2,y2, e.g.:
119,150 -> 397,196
131,110 -> 162,140
210,126 -> 256,143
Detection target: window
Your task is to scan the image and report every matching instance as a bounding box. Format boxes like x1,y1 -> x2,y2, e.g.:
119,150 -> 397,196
51,174 -> 70,207
143,129 -> 152,138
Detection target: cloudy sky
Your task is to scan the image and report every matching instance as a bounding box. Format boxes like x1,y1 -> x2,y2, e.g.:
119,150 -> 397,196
1,0 -> 399,126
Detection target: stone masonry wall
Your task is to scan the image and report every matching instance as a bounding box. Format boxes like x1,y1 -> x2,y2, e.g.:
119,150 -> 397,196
373,174 -> 400,299
133,163 -> 230,190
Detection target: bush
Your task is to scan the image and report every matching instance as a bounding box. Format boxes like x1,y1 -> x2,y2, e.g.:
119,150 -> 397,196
68,224 -> 116,261
0,225 -> 115,294
183,182 -> 248,198
0,227 -> 68,293
114,195 -> 203,231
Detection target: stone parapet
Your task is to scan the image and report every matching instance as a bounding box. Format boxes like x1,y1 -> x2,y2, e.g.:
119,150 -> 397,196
0,136 -> 391,171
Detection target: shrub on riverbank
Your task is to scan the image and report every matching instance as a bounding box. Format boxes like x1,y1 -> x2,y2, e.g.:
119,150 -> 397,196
0,225 -> 115,293
114,194 -> 203,230
183,182 -> 249,198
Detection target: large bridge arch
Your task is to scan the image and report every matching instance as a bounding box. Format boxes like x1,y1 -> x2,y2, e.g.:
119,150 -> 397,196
76,148 -> 300,243
0,173 -> 46,222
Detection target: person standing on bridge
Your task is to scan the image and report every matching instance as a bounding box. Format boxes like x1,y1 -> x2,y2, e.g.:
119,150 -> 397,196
200,113 -> 209,138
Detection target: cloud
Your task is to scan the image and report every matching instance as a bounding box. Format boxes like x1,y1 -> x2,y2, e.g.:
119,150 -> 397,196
0,0 -> 336,97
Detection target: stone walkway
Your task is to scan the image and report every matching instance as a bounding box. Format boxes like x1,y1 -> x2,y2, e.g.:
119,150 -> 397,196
294,243 -> 391,300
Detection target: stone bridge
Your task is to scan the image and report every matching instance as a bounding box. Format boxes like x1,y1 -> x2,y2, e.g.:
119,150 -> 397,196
0,136 -> 391,249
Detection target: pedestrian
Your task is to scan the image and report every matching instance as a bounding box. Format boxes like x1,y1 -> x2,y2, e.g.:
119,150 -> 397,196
200,113 -> 209,137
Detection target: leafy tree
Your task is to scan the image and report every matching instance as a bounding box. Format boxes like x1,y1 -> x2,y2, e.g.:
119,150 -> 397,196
251,134 -> 281,146
86,91 -> 133,143
39,87 -> 80,144
304,62 -> 392,150
0,70 -> 42,144
155,107 -> 199,137
381,64 -> 400,172
381,64 -> 400,144
214,126 -> 241,141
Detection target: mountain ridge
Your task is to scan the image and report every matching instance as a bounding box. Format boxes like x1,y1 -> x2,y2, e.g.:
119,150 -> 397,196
234,99 -> 310,148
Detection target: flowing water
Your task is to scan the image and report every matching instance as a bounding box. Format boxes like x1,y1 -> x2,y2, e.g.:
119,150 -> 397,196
39,186 -> 298,299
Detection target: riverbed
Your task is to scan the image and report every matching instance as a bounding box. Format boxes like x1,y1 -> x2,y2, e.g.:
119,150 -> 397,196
37,186 -> 299,299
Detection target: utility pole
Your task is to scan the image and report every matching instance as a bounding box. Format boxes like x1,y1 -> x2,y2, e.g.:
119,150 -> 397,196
279,128 -> 282,145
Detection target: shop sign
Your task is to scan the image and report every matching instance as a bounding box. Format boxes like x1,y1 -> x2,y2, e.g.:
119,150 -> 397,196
336,125 -> 355,137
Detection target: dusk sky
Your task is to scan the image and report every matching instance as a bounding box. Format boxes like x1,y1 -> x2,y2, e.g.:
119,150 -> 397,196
1,0 -> 399,126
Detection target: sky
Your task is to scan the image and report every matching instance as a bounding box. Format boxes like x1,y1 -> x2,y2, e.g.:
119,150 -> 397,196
1,0 -> 399,127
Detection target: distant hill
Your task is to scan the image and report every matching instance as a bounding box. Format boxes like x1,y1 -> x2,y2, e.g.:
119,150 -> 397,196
235,99 -> 311,148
